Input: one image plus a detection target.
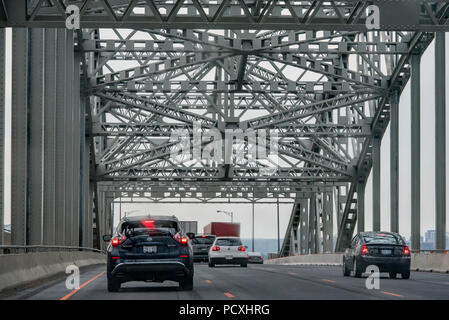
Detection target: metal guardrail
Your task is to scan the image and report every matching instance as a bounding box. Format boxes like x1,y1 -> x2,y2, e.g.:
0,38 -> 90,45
0,245 -> 105,255
411,250 -> 448,254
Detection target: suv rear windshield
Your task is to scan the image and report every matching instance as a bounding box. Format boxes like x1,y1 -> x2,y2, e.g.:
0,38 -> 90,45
120,220 -> 179,237
215,238 -> 242,246
362,233 -> 404,245
192,237 -> 215,245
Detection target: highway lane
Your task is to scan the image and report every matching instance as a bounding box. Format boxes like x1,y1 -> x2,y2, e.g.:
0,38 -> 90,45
6,264 -> 449,300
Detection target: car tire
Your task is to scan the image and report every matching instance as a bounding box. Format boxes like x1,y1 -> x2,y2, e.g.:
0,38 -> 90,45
208,262 -> 215,268
179,275 -> 194,291
343,260 -> 350,277
353,259 -> 362,278
107,277 -> 121,292
401,270 -> 410,279
241,263 -> 247,268
389,272 -> 397,279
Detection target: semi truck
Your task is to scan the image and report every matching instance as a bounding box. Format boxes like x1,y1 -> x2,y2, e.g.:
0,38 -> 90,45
203,222 -> 240,237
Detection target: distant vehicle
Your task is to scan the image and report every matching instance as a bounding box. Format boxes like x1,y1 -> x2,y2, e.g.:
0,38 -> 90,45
247,252 -> 264,264
343,231 -> 411,279
103,215 -> 194,292
191,235 -> 216,262
208,237 -> 248,267
203,222 -> 240,237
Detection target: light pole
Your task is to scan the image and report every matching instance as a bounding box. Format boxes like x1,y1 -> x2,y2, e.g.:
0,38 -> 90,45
216,210 -> 233,223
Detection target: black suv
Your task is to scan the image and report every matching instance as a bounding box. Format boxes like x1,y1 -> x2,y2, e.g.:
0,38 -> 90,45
103,215 -> 194,292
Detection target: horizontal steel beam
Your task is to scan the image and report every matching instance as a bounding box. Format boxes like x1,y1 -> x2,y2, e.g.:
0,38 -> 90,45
3,1 -> 449,31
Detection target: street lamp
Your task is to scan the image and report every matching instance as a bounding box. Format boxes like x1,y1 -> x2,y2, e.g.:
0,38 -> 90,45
216,210 -> 233,223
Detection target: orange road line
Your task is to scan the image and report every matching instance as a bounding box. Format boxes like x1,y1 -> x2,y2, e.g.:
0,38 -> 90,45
205,280 -> 212,283
381,290 -> 404,298
224,292 -> 235,298
322,279 -> 336,283
60,271 -> 106,300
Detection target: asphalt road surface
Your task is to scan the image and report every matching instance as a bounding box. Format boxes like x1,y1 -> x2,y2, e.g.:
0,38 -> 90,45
6,264 -> 449,300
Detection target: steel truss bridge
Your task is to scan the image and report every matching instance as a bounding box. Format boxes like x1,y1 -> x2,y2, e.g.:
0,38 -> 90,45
0,1 -> 447,255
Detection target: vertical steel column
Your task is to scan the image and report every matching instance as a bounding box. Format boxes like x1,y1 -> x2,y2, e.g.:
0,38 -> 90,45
322,192 -> 333,252
252,201 -> 255,252
72,49 -> 81,246
308,195 -> 317,253
435,32 -> 446,250
277,198 -> 280,255
55,29 -> 67,245
64,30 -> 74,246
43,29 -> 57,245
411,53 -> 421,250
87,182 -> 94,247
357,182 -> 365,233
0,29 -> 5,245
372,138 -> 381,231
11,29 -> 28,245
299,199 -> 309,254
390,91 -> 399,233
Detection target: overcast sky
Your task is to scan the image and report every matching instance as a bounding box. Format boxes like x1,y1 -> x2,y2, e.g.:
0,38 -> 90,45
2,30 -> 449,240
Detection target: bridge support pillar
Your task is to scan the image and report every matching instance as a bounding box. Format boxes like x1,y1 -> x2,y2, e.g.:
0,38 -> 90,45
11,28 -> 29,245
321,192 -> 333,252
390,91 -> 399,233
308,195 -> 318,253
372,138 -> 381,231
299,199 -> 309,255
435,32 -> 446,250
411,53 -> 421,250
357,182 -> 365,233
0,29 -> 5,245
42,29 -> 57,245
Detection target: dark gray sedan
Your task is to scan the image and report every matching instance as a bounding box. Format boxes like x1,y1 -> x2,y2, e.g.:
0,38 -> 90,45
247,252 -> 264,264
343,231 -> 411,279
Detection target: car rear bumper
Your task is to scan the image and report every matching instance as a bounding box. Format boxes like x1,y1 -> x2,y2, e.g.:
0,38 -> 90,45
248,258 -> 264,264
111,260 -> 191,279
210,257 -> 247,265
193,253 -> 209,261
358,256 -> 411,272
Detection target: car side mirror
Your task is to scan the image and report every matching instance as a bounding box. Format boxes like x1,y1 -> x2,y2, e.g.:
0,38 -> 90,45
186,232 -> 195,239
245,246 -> 248,249
103,234 -> 112,242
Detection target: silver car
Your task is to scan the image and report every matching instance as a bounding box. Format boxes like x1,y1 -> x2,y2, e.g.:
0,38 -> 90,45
247,252 -> 264,264
208,237 -> 248,267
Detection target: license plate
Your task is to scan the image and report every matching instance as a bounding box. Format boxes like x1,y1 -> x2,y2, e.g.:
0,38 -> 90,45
381,249 -> 392,255
225,256 -> 233,260
143,246 -> 157,254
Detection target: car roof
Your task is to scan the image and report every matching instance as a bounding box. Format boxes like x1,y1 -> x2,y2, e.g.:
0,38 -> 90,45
359,231 -> 400,236
122,215 -> 179,222
215,236 -> 241,239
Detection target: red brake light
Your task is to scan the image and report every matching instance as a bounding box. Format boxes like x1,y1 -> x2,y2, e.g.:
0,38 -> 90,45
403,246 -> 410,255
179,255 -> 189,258
111,235 -> 126,247
238,246 -> 246,252
212,245 -> 220,251
141,220 -> 155,228
361,245 -> 369,255
174,232 -> 189,245
202,235 -> 206,238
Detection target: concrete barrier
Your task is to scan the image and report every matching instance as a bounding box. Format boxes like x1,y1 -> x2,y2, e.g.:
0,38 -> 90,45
0,251 -> 106,292
265,253 -> 343,266
411,252 -> 449,273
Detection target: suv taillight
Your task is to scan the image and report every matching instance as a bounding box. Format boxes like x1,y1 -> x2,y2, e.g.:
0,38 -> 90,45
212,246 -> 220,251
238,246 -> 246,252
361,245 -> 369,255
111,235 -> 126,247
174,232 -> 189,245
403,246 -> 410,256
